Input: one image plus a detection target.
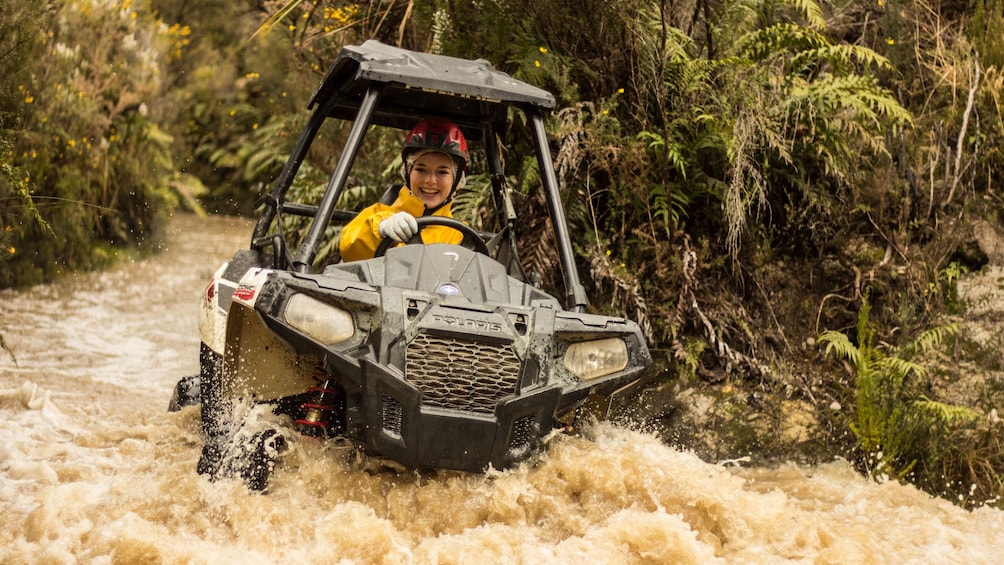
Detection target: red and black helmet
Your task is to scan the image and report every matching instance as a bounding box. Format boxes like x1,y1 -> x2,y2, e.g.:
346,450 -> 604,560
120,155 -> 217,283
401,118 -> 469,176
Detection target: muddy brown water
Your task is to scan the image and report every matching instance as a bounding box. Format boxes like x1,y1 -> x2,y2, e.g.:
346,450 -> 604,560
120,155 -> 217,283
1,213 -> 1001,563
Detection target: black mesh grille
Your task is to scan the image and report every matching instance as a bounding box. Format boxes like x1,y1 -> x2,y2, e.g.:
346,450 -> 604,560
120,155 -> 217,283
405,333 -> 520,414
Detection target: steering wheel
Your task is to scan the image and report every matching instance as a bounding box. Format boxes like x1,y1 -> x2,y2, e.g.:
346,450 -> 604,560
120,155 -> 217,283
374,216 -> 490,257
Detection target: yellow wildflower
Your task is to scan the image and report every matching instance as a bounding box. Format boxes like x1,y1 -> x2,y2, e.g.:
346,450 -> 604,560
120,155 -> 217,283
539,47 -> 547,54
534,60 -> 541,67
886,38 -> 895,45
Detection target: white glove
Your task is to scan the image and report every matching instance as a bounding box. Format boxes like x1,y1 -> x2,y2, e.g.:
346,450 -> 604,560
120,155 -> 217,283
378,212 -> 419,243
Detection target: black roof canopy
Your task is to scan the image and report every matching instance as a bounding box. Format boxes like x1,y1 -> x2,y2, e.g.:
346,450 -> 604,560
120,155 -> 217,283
308,40 -> 556,134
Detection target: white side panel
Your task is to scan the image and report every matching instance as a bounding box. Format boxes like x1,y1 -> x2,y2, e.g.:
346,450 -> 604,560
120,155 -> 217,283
198,264 -> 273,356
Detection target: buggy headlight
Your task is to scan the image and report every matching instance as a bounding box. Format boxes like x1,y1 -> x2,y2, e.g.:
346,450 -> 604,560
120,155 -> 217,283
284,293 -> 355,345
562,338 -> 629,380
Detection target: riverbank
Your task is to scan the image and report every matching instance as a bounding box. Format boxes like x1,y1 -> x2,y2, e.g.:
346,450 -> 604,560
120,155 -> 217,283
621,259 -> 1004,509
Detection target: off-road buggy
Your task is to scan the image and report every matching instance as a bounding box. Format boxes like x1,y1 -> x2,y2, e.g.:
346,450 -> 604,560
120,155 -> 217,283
169,40 -> 651,489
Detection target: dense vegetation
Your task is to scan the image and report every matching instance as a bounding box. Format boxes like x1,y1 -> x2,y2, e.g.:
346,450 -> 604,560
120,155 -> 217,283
3,0 -> 1003,508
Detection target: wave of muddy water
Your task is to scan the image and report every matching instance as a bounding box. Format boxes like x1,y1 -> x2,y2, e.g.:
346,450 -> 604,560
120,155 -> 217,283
1,213 -> 1001,564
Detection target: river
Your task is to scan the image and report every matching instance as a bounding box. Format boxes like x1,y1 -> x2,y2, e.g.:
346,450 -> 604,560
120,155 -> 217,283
1,213 -> 1001,564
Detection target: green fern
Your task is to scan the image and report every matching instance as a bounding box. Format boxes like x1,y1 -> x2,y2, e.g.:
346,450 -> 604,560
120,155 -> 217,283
738,23 -> 830,60
709,0 -> 911,256
637,131 -> 687,179
819,292 -> 964,479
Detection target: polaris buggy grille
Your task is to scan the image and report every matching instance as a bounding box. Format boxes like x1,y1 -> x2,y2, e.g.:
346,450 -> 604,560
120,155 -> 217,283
405,334 -> 521,414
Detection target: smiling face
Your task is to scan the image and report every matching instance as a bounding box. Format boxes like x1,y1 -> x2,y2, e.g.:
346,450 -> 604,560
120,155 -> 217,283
408,151 -> 456,209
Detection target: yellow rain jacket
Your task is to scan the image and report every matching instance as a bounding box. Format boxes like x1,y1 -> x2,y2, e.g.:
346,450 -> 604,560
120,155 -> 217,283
338,186 -> 464,262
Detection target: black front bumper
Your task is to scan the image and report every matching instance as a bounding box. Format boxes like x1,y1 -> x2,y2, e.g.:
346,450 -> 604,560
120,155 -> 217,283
359,357 -> 561,472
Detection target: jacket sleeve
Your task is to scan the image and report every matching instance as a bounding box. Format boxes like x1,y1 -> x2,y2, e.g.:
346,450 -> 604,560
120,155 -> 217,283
338,187 -> 466,262
338,203 -> 395,263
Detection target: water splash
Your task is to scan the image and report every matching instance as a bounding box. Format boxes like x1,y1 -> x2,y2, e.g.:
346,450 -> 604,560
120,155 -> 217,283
0,214 -> 1000,563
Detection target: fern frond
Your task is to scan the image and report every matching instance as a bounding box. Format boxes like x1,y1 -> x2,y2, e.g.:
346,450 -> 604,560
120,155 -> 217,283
787,75 -> 912,129
852,84 -> 914,127
786,0 -> 827,30
912,397 -> 980,424
878,356 -> 927,380
738,23 -> 829,61
638,131 -> 687,177
910,322 -> 960,354
790,45 -> 893,74
818,330 -> 862,367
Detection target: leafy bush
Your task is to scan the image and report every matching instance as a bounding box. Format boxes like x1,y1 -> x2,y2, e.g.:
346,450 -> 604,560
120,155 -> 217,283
0,0 -> 183,286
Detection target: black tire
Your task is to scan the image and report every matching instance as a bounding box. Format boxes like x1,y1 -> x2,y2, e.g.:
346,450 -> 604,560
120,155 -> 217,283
240,428 -> 287,491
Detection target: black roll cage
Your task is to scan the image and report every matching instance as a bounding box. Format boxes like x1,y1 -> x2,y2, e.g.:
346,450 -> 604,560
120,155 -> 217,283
248,40 -> 589,312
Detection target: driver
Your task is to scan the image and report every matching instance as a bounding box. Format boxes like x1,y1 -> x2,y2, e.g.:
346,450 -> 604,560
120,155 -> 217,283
338,118 -> 469,262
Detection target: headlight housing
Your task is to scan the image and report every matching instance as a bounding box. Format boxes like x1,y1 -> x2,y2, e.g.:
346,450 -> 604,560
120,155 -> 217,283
283,293 -> 355,345
562,337 -> 629,380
